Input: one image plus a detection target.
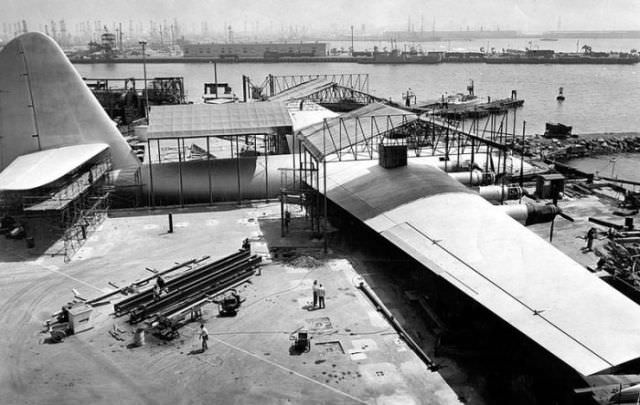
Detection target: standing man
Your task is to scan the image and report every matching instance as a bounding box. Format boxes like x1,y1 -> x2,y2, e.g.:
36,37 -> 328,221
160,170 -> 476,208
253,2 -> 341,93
156,276 -> 166,293
586,227 -> 597,251
312,280 -> 319,308
153,284 -> 161,301
318,284 -> 326,309
200,323 -> 209,351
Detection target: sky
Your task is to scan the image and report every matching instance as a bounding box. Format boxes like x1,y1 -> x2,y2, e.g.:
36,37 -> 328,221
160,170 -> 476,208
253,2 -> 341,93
3,0 -> 640,34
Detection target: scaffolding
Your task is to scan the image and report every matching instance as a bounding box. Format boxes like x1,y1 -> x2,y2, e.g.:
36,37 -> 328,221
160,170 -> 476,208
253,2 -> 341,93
84,77 -> 186,124
19,151 -> 113,261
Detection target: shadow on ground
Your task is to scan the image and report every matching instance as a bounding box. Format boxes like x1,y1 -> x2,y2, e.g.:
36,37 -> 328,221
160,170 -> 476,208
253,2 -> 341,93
0,217 -> 67,262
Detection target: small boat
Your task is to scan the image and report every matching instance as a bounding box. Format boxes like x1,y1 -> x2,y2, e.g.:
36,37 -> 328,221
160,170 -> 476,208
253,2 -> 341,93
544,122 -> 572,138
202,82 -> 237,104
556,87 -> 565,101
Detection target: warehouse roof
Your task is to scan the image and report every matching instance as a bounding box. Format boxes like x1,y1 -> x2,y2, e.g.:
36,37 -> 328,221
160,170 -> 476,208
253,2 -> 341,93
297,103 -> 417,160
287,101 -> 339,132
316,157 -> 640,376
147,102 -> 293,138
0,143 -> 109,191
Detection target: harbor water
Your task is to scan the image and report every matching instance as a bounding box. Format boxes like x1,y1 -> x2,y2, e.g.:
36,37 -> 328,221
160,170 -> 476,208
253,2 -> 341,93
73,37 -> 640,179
75,60 -> 640,136
567,154 -> 640,183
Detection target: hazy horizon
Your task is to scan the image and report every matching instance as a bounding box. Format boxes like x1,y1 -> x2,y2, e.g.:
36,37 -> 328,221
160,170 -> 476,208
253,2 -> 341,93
3,0 -> 640,35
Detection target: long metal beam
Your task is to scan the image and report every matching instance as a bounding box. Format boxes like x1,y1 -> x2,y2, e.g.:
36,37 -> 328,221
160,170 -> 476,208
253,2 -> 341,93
128,255 -> 261,323
115,249 -> 250,315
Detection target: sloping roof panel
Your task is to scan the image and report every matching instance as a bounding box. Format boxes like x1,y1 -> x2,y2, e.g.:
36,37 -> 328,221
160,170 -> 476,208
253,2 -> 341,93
0,143 -> 109,191
269,78 -> 336,101
287,101 -> 339,132
147,102 -> 293,138
297,103 -> 416,160
318,158 -> 640,376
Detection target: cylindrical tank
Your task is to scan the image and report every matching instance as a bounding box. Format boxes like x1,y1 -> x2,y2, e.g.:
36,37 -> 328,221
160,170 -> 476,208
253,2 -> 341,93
498,203 -> 560,226
432,158 -> 481,173
478,185 -> 523,202
449,170 -> 494,186
141,154 -> 292,205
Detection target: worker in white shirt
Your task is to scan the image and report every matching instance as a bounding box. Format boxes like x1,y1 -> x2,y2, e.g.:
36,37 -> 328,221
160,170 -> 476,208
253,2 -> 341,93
200,324 -> 209,351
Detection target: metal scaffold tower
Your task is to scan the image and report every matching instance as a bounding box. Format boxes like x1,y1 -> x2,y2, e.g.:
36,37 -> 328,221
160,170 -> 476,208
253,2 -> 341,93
19,153 -> 113,261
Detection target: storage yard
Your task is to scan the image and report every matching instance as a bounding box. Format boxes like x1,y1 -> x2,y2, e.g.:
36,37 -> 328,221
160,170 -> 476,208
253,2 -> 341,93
3,30 -> 640,405
0,206 -> 465,404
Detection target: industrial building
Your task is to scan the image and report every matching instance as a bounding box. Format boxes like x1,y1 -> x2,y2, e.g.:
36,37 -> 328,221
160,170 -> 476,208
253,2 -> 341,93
183,42 -> 328,59
4,32 -> 640,404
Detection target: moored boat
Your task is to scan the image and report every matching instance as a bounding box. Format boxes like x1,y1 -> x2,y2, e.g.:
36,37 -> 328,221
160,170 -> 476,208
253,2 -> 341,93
358,48 -> 442,64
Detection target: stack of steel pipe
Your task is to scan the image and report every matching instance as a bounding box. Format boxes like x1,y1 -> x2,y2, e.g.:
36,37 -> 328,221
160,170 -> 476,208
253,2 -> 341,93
136,256 -> 260,324
154,261 -> 258,324
114,249 -> 260,323
114,249 -> 250,316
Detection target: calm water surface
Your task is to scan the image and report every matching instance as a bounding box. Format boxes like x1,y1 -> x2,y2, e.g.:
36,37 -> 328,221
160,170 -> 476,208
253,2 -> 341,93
73,37 -> 640,135
568,154 -> 640,183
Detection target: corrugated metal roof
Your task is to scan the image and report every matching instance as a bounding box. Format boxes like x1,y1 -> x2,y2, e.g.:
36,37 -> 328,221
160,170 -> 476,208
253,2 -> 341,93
147,102 -> 293,138
269,78 -> 335,101
315,157 -> 640,376
0,143 -> 109,191
297,103 -> 417,160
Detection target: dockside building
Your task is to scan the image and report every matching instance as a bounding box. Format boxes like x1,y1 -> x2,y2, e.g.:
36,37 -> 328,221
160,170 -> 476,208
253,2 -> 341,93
183,42 -> 328,59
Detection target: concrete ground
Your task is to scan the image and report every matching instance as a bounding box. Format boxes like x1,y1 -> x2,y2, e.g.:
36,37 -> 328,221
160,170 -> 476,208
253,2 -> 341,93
0,203 -> 462,405
528,192 -> 636,269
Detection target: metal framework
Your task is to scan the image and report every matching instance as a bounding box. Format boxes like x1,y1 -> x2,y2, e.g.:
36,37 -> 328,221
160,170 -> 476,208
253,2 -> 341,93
19,152 -> 113,261
293,107 -> 526,250
267,73 -> 370,96
281,82 -> 385,107
145,132 -> 290,208
242,73 -> 370,101
84,77 -> 186,124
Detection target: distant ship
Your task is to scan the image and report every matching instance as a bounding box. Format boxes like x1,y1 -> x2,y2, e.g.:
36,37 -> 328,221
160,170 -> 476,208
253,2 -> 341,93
485,48 -> 640,64
358,48 -> 441,64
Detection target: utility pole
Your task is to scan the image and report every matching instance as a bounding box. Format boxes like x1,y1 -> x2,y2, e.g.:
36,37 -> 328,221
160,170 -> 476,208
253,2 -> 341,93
350,25 -> 354,56
520,121 -> 526,188
139,40 -> 149,122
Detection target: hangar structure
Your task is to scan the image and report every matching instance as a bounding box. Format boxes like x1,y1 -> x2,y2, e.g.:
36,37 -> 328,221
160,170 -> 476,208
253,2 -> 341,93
292,103 -> 640,378
0,32 -> 140,259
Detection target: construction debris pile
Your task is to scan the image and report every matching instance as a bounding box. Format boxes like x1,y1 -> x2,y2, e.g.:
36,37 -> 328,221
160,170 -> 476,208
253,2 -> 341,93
287,255 -> 323,268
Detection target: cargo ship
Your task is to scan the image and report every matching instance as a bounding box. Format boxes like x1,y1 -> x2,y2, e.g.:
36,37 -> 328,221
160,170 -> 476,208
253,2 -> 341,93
358,48 -> 442,64
485,48 -> 640,64
442,51 -> 485,63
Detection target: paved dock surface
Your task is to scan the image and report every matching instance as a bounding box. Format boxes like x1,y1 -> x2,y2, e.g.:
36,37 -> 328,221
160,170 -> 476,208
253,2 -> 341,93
0,204 -> 462,405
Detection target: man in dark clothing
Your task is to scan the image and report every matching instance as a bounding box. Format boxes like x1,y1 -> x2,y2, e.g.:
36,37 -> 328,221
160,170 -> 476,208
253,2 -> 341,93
312,280 -> 319,308
586,228 -> 597,251
318,284 -> 326,309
